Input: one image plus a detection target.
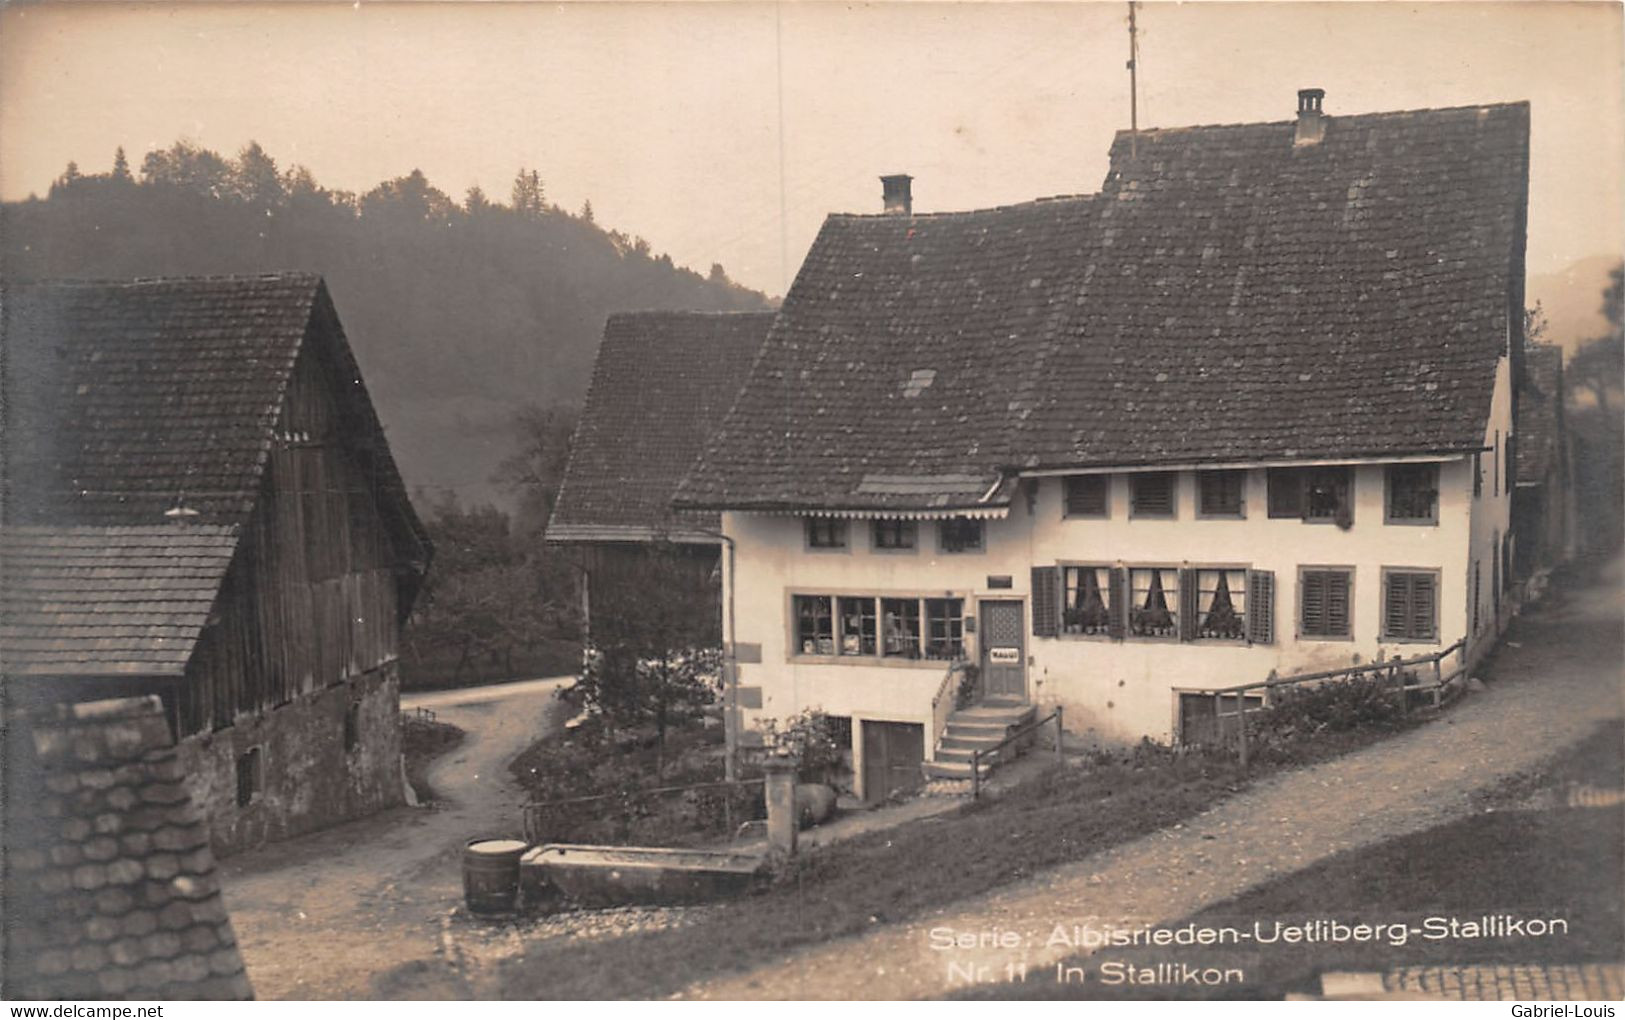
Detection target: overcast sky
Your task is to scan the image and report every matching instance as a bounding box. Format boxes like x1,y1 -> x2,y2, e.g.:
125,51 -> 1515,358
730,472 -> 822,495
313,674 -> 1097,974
2,1 -> 1620,296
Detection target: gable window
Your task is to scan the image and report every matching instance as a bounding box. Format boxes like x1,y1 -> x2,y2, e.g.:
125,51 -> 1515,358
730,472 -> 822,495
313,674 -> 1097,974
872,519 -> 917,550
1382,569 -> 1439,642
924,598 -> 965,659
795,595 -> 835,655
1299,567 -> 1353,639
1194,568 -> 1248,640
1129,473 -> 1177,518
1385,464 -> 1439,524
1063,476 -> 1109,518
1062,566 -> 1113,636
1127,567 -> 1180,637
805,518 -> 848,550
1198,470 -> 1245,518
1268,467 -> 1352,524
881,597 -> 922,657
939,518 -> 984,553
837,596 -> 878,656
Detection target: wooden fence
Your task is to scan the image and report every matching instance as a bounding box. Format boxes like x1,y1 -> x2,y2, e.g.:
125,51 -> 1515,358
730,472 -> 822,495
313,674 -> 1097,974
1176,639 -> 1468,768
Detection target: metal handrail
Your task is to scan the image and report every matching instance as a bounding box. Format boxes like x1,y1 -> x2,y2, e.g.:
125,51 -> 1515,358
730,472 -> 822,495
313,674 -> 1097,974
971,706 -> 1065,800
930,659 -> 967,754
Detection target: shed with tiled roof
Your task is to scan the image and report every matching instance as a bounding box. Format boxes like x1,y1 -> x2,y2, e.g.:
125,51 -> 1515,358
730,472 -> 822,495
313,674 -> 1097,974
2,275 -> 430,854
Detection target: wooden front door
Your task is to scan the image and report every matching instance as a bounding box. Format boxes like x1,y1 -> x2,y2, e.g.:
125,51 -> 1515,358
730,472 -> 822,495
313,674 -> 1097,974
979,599 -> 1027,702
861,721 -> 924,803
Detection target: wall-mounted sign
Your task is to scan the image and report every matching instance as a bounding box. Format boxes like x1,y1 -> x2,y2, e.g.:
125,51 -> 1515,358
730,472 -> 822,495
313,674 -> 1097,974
988,646 -> 1021,664
987,575 -> 1014,589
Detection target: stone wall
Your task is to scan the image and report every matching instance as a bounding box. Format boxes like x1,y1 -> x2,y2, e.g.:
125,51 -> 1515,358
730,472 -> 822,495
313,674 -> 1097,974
174,663 -> 404,855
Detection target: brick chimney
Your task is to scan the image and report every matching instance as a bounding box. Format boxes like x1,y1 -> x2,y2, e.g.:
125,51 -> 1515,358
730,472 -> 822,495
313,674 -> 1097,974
1295,88 -> 1326,147
880,174 -> 913,215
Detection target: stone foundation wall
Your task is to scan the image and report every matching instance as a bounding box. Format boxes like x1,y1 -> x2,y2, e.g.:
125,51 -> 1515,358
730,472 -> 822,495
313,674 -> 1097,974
175,664 -> 404,855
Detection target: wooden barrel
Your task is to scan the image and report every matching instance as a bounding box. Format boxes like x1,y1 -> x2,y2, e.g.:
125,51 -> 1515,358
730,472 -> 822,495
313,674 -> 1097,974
464,838 -> 527,914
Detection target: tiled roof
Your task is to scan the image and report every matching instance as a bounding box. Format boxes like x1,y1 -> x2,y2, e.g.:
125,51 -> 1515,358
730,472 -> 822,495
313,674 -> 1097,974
677,100 -> 1528,511
2,696 -> 253,1000
2,275 -> 427,563
3,275 -> 322,525
1018,103 -> 1530,468
676,197 -> 1098,512
1,525 -> 238,678
1517,343 -> 1564,484
548,311 -> 776,540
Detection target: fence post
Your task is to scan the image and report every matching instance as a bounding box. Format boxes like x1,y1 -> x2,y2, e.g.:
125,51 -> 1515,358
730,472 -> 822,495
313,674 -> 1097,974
1236,692 -> 1250,771
763,757 -> 799,857
972,748 -> 982,800
1054,707 -> 1065,766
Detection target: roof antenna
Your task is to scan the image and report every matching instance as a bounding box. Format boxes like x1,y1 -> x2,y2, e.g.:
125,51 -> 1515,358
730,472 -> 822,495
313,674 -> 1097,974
1126,1 -> 1140,159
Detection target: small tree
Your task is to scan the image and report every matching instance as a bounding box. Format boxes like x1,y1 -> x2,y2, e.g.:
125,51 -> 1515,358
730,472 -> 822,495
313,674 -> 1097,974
572,542 -> 723,775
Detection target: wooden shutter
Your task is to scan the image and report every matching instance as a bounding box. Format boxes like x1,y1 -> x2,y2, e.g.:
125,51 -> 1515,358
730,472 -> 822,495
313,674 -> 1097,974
1413,573 -> 1437,640
1031,566 -> 1058,638
1107,567 -> 1127,640
1246,569 -> 1275,644
1267,468 -> 1303,518
1300,570 -> 1325,636
1326,571 -> 1351,636
1132,473 -> 1175,516
1383,571 -> 1411,639
1064,476 -> 1107,517
1178,567 -> 1199,641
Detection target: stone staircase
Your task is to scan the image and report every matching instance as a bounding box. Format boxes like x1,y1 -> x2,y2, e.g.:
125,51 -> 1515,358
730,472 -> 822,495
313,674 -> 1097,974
924,700 -> 1037,781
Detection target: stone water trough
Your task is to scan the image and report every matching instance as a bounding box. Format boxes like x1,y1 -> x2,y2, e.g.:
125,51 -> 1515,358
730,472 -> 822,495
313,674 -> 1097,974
520,844 -> 765,908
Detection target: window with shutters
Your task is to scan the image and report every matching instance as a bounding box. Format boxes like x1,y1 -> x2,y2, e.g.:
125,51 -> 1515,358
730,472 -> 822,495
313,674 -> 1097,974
1194,568 -> 1248,640
1298,567 -> 1353,639
1268,467 -> 1352,524
1198,470 -> 1246,518
1062,565 -> 1113,635
1063,476 -> 1109,518
1129,472 -> 1177,518
938,517 -> 984,553
1381,569 -> 1439,642
1385,464 -> 1439,524
805,518 -> 848,550
871,519 -> 916,550
1127,566 -> 1180,637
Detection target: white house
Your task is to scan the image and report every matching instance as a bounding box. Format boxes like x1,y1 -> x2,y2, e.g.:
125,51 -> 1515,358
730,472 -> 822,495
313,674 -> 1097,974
673,91 -> 1531,802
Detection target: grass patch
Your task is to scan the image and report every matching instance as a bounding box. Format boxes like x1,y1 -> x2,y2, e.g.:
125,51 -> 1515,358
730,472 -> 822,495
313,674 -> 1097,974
966,720 -> 1625,1001
494,706 -> 1453,999
401,715 -> 465,802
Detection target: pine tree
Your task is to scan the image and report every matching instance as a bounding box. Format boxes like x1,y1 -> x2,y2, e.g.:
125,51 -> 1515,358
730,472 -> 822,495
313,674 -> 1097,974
580,198 -> 594,223
111,147 -> 132,183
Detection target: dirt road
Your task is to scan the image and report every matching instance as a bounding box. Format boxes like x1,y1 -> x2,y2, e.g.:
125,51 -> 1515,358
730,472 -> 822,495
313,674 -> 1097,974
682,565 -> 1624,1000
219,676 -> 571,999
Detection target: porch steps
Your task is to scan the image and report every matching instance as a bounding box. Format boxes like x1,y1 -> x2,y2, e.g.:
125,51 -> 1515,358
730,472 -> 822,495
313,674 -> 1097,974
924,701 -> 1036,781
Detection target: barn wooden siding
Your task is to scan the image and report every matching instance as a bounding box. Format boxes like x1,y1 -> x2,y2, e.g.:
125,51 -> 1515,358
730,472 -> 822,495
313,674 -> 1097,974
176,342 -> 402,736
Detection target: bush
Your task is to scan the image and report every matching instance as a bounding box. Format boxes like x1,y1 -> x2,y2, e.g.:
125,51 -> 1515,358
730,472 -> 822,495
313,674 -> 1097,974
759,709 -> 848,784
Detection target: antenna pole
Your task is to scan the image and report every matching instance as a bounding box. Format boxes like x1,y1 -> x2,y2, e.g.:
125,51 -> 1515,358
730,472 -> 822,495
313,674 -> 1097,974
1127,1 -> 1139,158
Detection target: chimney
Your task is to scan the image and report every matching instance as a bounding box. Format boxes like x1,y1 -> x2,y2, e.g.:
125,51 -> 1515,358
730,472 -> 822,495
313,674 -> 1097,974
880,174 -> 913,216
1295,88 -> 1326,147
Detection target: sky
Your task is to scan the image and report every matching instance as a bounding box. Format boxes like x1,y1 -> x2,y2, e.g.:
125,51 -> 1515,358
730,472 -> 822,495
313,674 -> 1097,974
2,1 -> 1621,297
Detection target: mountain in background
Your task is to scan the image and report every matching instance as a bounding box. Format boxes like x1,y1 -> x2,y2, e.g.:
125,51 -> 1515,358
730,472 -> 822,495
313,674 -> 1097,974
0,143 -> 773,509
1529,254 -> 1621,357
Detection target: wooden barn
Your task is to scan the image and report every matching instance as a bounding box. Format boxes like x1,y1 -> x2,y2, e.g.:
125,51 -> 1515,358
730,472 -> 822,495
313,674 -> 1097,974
1,274 -> 431,852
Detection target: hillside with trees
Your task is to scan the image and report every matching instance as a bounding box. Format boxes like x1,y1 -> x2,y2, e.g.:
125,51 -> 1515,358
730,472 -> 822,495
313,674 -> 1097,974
1,142 -> 772,509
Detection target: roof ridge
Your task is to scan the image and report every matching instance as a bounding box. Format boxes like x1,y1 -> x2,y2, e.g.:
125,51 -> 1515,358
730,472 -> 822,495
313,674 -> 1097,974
9,271 -> 324,290
828,192 -> 1098,221
1114,99 -> 1530,142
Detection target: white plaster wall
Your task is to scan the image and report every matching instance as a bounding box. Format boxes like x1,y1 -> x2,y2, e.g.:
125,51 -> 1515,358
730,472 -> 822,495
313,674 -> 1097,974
725,455 -> 1483,749
1467,351 -> 1516,663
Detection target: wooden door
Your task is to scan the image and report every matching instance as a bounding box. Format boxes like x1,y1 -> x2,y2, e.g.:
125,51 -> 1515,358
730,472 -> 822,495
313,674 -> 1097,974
979,600 -> 1027,702
861,721 -> 924,803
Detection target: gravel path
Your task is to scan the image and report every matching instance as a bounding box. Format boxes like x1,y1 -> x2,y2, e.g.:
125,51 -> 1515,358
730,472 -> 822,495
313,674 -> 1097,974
683,568 -> 1624,1000
219,677 -> 571,999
